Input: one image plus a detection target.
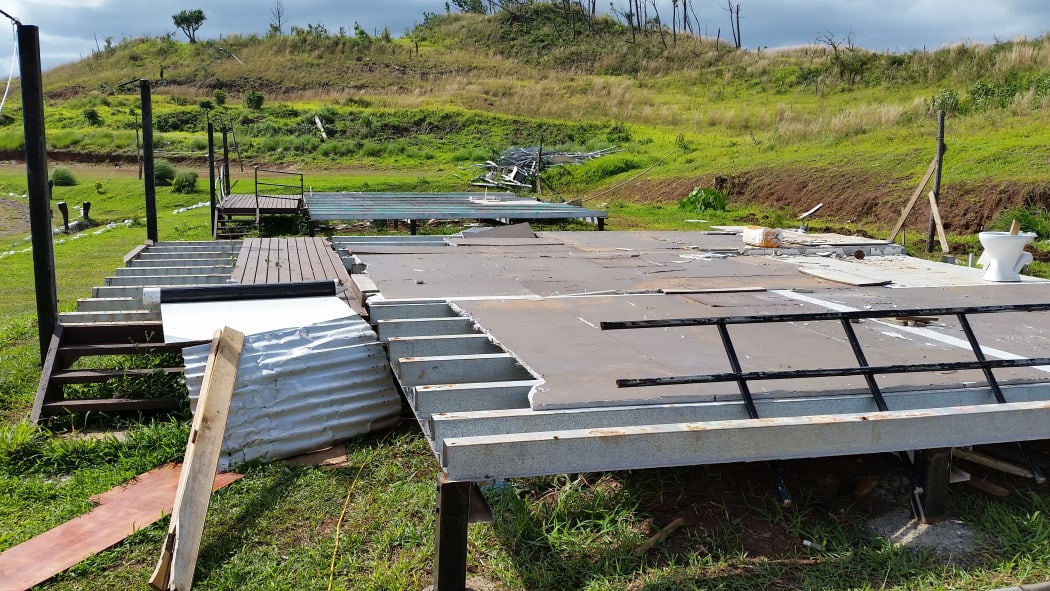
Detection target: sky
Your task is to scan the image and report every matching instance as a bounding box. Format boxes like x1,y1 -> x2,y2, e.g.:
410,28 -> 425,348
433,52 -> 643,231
0,0 -> 1048,71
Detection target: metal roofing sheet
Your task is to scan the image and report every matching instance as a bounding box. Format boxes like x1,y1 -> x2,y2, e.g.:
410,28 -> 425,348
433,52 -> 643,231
304,191 -> 607,222
185,316 -> 401,470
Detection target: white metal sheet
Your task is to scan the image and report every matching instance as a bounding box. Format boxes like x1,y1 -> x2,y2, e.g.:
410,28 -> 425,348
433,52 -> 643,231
161,295 -> 356,342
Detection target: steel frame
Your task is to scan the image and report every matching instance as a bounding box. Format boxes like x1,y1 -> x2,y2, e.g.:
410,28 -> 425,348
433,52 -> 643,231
372,299 -> 1050,591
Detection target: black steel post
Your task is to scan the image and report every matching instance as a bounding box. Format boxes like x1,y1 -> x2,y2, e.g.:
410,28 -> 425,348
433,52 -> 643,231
916,448 -> 951,523
19,24 -> 58,364
140,79 -> 158,242
433,477 -> 470,591
208,121 -> 216,239
222,126 -> 231,196
925,110 -> 946,253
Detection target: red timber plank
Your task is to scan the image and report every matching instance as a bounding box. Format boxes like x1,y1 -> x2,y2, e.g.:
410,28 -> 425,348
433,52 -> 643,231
0,464 -> 241,591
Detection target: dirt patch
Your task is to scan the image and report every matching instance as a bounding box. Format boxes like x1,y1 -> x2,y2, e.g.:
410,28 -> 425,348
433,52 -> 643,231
0,197 -> 29,238
599,168 -> 1049,235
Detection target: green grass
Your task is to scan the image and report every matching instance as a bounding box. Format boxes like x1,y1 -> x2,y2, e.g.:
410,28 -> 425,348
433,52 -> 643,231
1,166 -> 1050,590
5,10 -> 1050,588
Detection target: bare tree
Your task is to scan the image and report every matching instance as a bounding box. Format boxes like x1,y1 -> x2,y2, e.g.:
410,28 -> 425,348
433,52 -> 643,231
269,0 -> 285,35
724,1 -> 741,48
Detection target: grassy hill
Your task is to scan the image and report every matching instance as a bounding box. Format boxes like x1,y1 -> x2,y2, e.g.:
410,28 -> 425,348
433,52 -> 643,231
5,3 -> 1050,233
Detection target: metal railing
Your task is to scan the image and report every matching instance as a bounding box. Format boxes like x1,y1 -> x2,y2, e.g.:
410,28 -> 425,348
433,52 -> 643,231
602,303 -> 1050,513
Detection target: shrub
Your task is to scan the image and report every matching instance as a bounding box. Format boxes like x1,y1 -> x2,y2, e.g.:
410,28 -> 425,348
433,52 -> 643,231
574,154 -> 643,184
173,171 -> 199,194
680,187 -> 727,212
154,159 -> 176,186
932,88 -> 961,115
50,167 -> 77,186
213,89 -> 226,106
245,90 -> 265,110
82,108 -> 103,126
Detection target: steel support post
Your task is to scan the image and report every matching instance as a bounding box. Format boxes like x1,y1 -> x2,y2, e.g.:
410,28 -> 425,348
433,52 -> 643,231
140,80 -> 158,242
433,477 -> 470,591
410,219 -> 418,235
19,24 -> 58,364
208,121 -> 216,238
917,448 -> 951,523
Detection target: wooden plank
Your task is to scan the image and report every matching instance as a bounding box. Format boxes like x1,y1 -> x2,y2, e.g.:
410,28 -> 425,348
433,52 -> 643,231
150,327 -> 244,591
30,324 -> 65,423
301,236 -> 326,282
50,367 -> 185,385
229,239 -> 257,285
927,190 -> 951,253
287,238 -> 305,283
314,238 -> 351,287
276,238 -> 291,283
253,238 -> 271,284
888,158 -> 938,243
0,464 -> 241,591
41,398 -> 181,414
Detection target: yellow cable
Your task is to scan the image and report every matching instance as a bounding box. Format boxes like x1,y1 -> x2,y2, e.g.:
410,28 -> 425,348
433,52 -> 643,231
327,428 -> 397,591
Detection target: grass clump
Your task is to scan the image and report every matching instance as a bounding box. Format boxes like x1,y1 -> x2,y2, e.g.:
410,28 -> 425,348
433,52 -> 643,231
172,170 -> 199,194
50,167 -> 77,186
154,159 -> 176,186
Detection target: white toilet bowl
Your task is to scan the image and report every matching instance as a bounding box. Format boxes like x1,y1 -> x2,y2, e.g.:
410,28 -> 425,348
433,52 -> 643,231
977,231 -> 1035,282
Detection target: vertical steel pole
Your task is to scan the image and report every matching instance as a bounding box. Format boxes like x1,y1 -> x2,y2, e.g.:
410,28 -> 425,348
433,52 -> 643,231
222,126 -> 231,196
433,477 -> 470,591
208,120 -> 216,238
140,80 -> 158,242
20,24 -> 57,363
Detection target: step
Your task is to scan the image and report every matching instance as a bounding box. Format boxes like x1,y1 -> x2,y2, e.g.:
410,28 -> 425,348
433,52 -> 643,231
114,265 -> 233,277
104,274 -> 231,287
59,310 -> 160,324
127,257 -> 235,268
58,339 -> 208,364
50,366 -> 185,385
76,297 -> 145,312
397,353 -> 532,387
59,322 -> 165,345
92,286 -> 144,298
38,397 -> 181,416
153,240 -> 242,248
375,317 -> 477,342
369,302 -> 459,322
134,252 -> 237,264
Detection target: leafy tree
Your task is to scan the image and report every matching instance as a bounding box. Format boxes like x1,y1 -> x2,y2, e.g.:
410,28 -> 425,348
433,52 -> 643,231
172,9 -> 206,43
453,0 -> 487,14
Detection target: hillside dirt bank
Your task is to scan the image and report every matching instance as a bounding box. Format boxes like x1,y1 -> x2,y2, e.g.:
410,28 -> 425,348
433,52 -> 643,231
3,161 -> 1048,242
601,168 -> 1050,239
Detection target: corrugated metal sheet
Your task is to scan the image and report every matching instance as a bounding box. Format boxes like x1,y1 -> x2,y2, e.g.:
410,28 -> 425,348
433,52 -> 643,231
184,316 -> 401,470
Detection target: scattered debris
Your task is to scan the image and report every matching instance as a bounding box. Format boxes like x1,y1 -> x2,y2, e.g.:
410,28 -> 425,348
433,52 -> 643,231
469,146 -> 619,190
891,316 -> 938,327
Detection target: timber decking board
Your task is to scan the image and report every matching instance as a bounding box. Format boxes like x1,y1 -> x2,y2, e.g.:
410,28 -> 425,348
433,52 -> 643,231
231,237 -> 352,288
217,194 -> 301,215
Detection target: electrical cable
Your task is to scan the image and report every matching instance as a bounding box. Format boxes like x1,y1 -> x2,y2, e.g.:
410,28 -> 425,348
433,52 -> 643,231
326,427 -> 397,591
0,24 -> 17,116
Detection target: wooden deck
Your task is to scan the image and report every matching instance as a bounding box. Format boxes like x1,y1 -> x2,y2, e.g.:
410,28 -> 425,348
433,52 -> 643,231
218,194 -> 301,215
230,237 -> 362,313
